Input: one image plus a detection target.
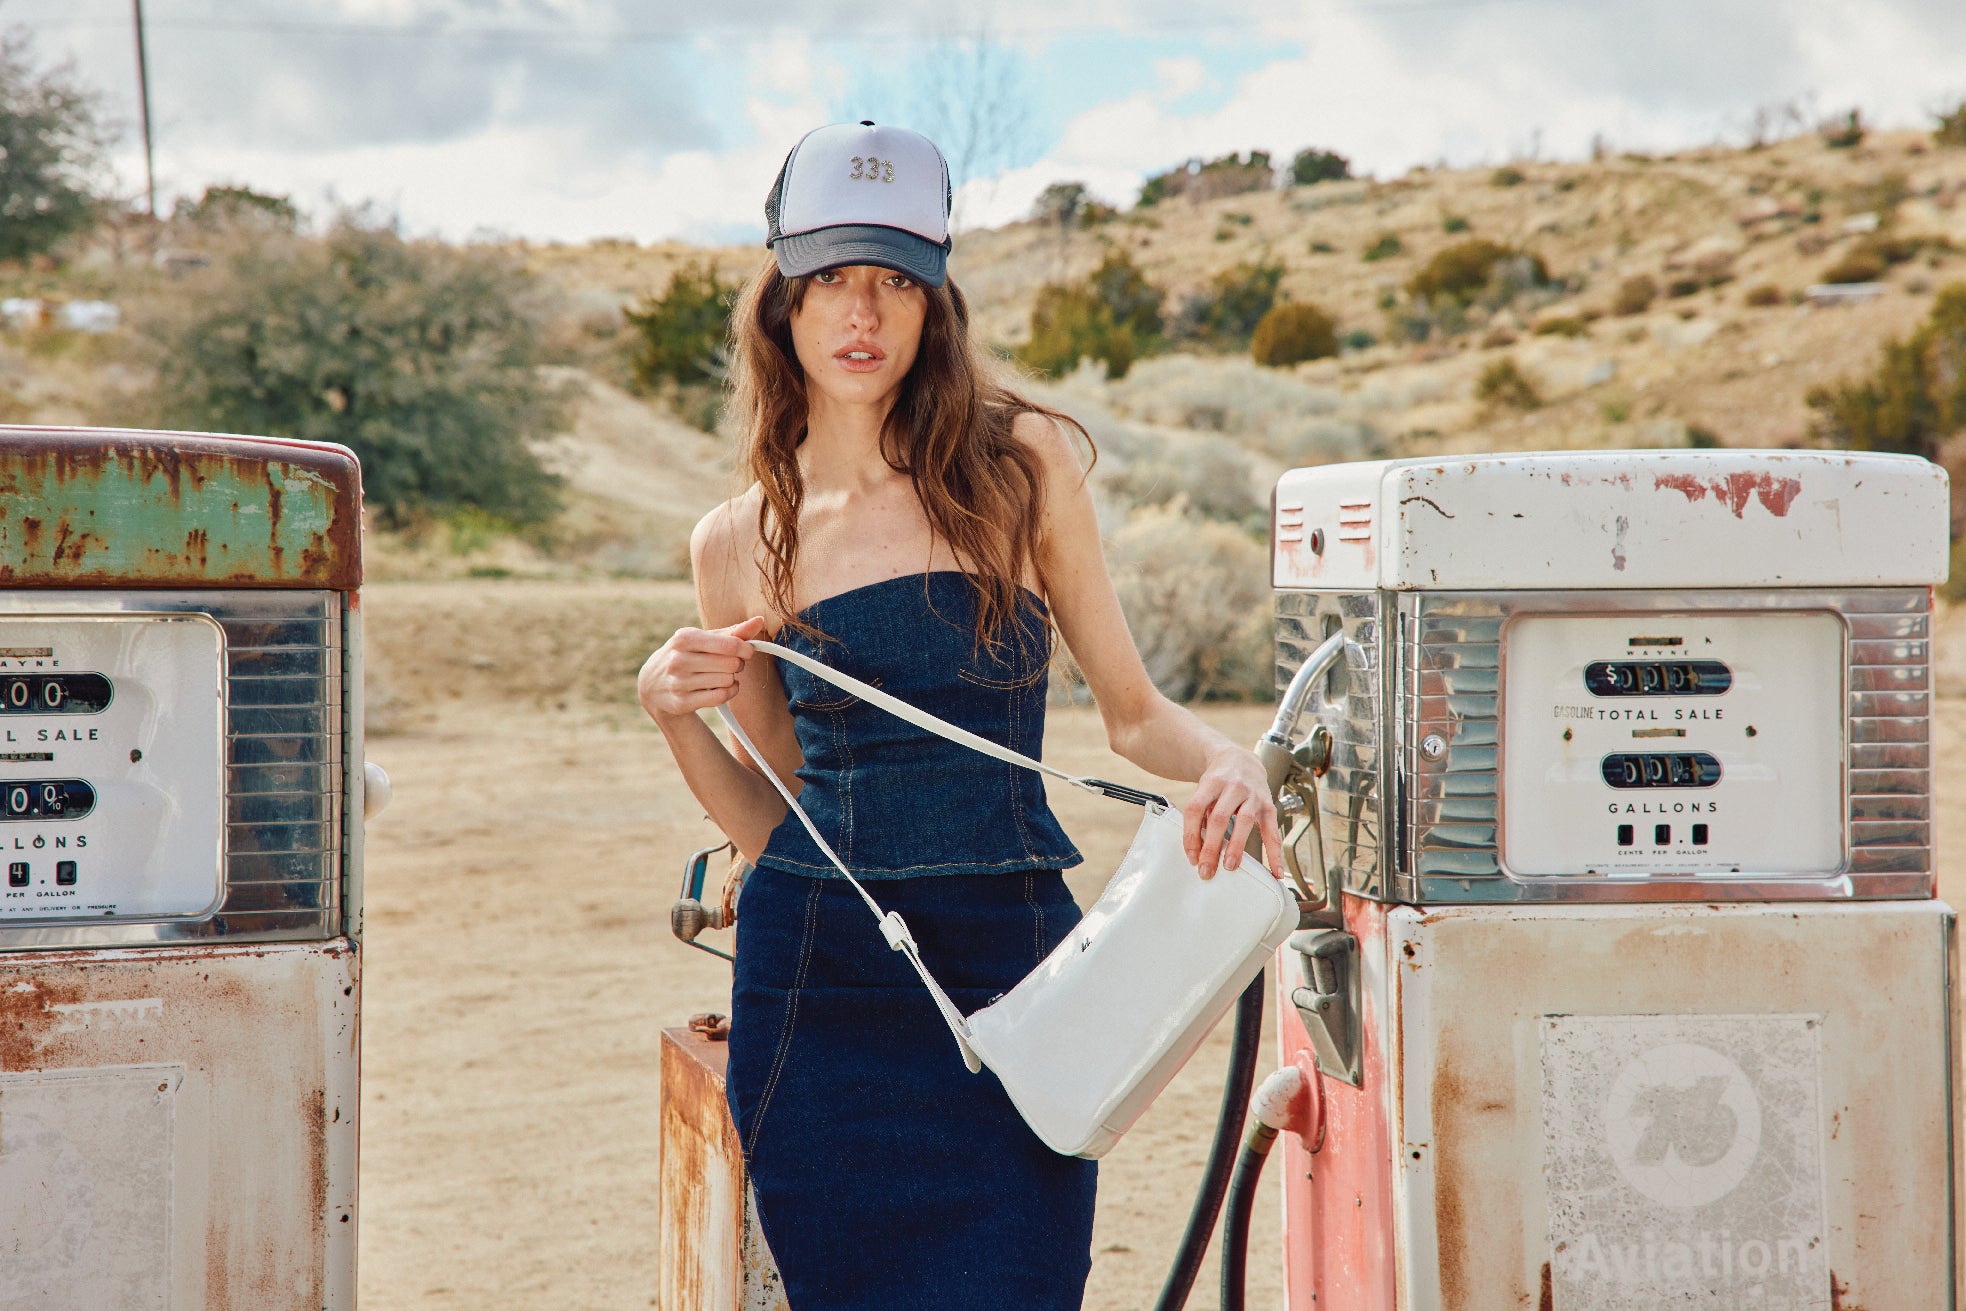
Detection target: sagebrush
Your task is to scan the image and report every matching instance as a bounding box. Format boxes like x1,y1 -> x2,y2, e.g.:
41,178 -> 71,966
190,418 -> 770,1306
145,219 -> 567,528
1807,282 -> 1966,464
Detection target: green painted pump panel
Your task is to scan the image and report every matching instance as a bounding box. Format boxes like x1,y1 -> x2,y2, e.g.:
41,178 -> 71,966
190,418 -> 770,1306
0,427 -> 363,589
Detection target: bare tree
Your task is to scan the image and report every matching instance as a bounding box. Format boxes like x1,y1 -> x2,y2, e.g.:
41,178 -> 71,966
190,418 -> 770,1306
909,23 -> 1033,228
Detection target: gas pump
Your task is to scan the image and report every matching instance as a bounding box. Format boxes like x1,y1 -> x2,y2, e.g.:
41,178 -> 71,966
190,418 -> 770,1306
0,426 -> 383,1308
1259,449 -> 1958,1309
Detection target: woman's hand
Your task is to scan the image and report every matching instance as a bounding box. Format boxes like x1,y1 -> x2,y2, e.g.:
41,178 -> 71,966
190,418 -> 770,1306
1182,746 -> 1284,882
638,616 -> 767,723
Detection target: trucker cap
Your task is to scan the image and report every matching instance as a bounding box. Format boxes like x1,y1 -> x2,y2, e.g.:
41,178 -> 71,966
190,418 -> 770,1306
765,121 -> 954,288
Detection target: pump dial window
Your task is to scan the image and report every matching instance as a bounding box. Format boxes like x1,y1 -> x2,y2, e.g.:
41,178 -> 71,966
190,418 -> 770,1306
1501,612 -> 1843,878
0,673 -> 113,714
0,614 -> 223,922
1600,752 -> 1722,789
1584,660 -> 1731,697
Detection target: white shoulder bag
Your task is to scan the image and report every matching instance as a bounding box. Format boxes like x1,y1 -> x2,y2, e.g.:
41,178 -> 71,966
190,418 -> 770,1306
717,640 -> 1300,1159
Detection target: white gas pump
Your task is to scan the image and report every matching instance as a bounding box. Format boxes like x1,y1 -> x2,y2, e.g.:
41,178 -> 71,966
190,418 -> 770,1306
1261,449 -> 1958,1309
0,426 -> 382,1309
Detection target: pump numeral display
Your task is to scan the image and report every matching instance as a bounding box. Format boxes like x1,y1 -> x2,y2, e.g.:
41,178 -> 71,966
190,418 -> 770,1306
1600,752 -> 1722,789
1584,660 -> 1731,697
0,673 -> 112,714
0,778 -> 97,819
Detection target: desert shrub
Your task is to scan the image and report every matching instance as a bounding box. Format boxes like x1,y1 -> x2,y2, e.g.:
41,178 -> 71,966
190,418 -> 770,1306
0,31 -> 112,262
1490,166 -> 1526,188
624,261 -> 736,391
1442,213 -> 1471,234
1362,232 -> 1403,262
1138,151 -> 1274,206
1308,240 -> 1336,254
1289,148 -> 1352,186
1820,109 -> 1865,149
1101,354 -> 1361,464
1251,302 -> 1338,367
1087,249 -> 1166,339
1825,234 -> 1954,288
1534,315 -> 1587,338
1342,328 -> 1376,351
1666,276 -> 1706,298
1937,102 -> 1966,149
1475,357 -> 1542,410
1407,239 -> 1547,307
146,218 -> 566,528
1106,503 -> 1271,700
1020,285 -> 1132,380
174,184 -> 300,232
1098,430 -> 1258,523
1171,260 -> 1284,348
1017,250 -> 1164,380
1807,282 -> 1966,462
1614,275 -> 1658,315
1031,180 -> 1087,226
1744,283 -> 1785,307
1821,244 -> 1888,285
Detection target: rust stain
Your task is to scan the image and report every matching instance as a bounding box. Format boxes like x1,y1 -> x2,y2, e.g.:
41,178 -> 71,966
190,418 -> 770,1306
1653,471 -> 1803,518
0,974 -> 84,1070
206,1216 -> 231,1311
1432,1053 -> 1472,1306
660,1027 -> 747,1311
1539,1259 -> 1553,1311
0,426 -> 364,589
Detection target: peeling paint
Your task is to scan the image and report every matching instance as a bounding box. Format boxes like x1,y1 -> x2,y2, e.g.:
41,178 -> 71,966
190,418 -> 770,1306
1654,471 -> 1803,518
0,426 -> 362,588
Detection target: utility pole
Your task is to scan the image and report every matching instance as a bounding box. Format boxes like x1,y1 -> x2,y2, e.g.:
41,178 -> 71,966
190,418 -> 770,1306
132,0 -> 156,219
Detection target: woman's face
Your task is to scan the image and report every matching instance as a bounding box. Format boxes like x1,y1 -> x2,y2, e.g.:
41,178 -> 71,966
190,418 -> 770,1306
787,264 -> 928,408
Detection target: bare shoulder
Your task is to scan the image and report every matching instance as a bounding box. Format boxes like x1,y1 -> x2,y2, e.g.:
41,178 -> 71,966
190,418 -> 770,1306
1008,407 -> 1090,479
690,486 -> 765,626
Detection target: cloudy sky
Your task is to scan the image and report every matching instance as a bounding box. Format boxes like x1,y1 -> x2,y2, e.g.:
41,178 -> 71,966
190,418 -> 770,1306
16,0 -> 1966,245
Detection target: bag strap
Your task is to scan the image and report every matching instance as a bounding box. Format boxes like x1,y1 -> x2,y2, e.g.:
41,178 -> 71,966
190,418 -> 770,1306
711,637 -> 1166,1074
716,703 -> 985,1073
750,638 -> 1167,809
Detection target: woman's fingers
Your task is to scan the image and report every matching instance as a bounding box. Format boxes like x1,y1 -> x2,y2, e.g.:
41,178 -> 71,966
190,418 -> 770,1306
638,618 -> 768,720
1182,779 -> 1223,865
1195,783 -> 1248,881
1193,789 -> 1285,882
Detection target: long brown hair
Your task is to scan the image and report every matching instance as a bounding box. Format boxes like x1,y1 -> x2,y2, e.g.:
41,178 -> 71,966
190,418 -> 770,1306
727,255 -> 1092,652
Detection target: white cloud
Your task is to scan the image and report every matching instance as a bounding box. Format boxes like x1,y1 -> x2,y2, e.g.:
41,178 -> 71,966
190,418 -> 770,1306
1153,56 -> 1207,103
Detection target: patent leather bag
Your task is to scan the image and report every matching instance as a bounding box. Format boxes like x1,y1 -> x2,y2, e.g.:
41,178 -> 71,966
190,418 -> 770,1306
718,640 -> 1299,1159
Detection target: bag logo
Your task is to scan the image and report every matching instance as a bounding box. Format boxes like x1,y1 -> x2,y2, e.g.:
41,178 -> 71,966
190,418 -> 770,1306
848,156 -> 895,183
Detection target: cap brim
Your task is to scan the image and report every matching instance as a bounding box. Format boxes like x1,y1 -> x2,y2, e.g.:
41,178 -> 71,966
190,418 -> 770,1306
771,224 -> 949,288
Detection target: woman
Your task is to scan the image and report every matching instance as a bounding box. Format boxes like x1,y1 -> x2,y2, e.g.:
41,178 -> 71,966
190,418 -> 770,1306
638,121 -> 1285,1309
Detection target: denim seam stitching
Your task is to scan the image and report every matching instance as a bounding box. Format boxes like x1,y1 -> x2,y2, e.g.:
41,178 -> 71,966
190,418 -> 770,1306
756,852 -> 1062,873
833,704 -> 854,867
1024,870 -> 1043,966
744,874 -> 823,1160
1008,682 -> 1043,866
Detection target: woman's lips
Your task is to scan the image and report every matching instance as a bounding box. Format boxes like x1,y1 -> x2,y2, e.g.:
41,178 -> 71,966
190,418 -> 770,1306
835,348 -> 884,373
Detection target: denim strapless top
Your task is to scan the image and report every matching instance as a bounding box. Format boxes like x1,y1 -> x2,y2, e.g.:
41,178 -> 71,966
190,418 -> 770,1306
754,571 -> 1083,881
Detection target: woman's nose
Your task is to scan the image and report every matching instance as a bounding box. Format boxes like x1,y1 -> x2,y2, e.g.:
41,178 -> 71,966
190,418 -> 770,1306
846,279 -> 880,326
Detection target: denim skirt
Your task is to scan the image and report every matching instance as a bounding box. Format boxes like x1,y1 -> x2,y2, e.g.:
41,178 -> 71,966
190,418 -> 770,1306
726,865 -> 1098,1309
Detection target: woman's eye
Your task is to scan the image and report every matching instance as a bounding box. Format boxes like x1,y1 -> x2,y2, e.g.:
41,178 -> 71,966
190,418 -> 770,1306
813,270 -> 840,284
886,274 -> 914,289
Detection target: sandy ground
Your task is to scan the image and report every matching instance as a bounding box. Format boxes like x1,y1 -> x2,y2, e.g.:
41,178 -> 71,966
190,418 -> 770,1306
354,580 -> 1966,1311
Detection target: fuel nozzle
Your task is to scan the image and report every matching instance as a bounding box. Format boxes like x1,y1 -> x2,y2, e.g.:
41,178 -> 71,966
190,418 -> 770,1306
671,841 -> 739,961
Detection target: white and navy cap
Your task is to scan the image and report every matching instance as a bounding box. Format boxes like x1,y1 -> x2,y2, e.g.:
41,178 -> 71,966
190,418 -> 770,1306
765,121 -> 953,288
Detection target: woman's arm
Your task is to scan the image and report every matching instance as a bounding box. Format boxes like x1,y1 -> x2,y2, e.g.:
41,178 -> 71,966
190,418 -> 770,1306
1017,412 -> 1283,882
637,500 -> 803,862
